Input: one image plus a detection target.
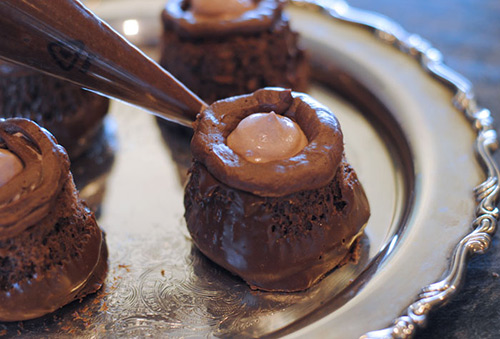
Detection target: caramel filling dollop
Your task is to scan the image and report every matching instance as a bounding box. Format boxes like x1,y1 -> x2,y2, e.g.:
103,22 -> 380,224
190,0 -> 255,18
227,112 -> 308,163
0,148 -> 23,187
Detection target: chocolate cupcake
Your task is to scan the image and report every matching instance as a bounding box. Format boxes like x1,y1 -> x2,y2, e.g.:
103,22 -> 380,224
0,118 -> 108,322
0,60 -> 110,160
160,0 -> 309,104
184,88 -> 370,292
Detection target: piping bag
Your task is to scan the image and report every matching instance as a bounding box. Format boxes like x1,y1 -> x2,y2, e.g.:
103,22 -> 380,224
0,0 -> 207,128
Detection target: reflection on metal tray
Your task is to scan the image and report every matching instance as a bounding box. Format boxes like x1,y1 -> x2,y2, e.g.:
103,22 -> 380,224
2,1 -> 496,338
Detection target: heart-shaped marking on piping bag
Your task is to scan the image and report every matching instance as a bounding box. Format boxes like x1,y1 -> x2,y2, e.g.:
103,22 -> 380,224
47,40 -> 85,71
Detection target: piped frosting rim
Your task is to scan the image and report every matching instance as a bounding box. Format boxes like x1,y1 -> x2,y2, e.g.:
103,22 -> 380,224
163,0 -> 285,38
191,87 -> 344,197
0,118 -> 68,239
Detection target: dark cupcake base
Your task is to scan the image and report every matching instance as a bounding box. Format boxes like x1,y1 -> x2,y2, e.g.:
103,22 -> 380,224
184,158 -> 370,292
0,178 -> 108,322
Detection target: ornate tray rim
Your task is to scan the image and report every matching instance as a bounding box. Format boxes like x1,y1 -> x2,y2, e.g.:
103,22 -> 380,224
290,0 -> 500,337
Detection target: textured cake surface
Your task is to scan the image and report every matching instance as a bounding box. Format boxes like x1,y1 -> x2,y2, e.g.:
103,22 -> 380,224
185,159 -> 369,291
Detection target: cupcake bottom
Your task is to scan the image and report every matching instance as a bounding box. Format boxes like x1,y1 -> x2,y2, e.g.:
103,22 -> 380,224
0,177 -> 108,322
184,158 -> 370,292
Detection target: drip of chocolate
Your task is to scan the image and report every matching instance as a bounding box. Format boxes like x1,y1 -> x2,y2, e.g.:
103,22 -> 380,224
185,88 -> 370,291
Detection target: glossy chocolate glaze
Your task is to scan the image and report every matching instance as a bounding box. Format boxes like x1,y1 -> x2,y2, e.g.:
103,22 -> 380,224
191,88 -> 344,197
0,212 -> 107,322
164,0 -> 285,38
0,118 -> 107,321
185,159 -> 369,292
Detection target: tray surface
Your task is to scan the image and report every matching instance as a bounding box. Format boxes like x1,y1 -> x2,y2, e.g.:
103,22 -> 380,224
1,1 -> 495,338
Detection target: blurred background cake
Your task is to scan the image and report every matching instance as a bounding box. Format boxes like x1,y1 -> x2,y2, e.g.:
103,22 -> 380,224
0,60 -> 110,160
160,0 -> 308,103
0,60 -> 116,212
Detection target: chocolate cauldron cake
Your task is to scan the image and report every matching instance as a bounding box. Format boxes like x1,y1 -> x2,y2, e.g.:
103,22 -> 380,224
184,88 -> 370,292
0,118 -> 108,322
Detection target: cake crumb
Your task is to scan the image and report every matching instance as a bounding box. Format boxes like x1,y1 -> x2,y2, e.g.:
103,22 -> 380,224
161,269 -> 166,277
492,272 -> 499,278
61,325 -> 72,332
72,311 -> 84,322
99,302 -> 108,312
118,264 -> 131,272
0,329 -> 7,336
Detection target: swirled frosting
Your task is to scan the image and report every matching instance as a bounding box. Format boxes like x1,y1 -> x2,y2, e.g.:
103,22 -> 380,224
0,118 -> 69,239
227,111 -> 308,163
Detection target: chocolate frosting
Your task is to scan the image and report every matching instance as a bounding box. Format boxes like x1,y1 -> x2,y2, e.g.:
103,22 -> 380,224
191,88 -> 344,197
163,0 -> 285,38
0,118 -> 68,239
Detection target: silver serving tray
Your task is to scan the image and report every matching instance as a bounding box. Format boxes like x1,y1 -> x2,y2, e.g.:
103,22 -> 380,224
2,1 -> 498,338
